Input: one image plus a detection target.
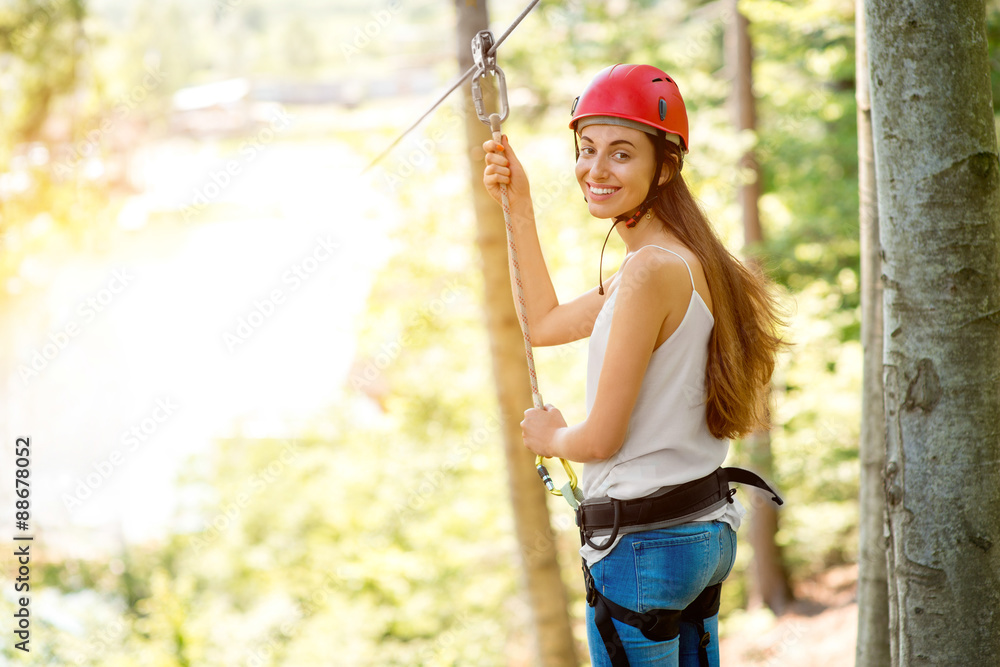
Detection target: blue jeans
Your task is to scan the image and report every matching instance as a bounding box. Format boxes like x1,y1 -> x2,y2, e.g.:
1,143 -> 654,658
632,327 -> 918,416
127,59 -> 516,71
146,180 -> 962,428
585,521 -> 737,667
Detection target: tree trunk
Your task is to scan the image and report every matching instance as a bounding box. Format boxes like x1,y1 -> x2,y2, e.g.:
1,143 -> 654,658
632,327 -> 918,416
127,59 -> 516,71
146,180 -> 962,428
854,3 -> 891,665
727,0 -> 793,615
865,0 -> 1000,663
455,3 -> 579,666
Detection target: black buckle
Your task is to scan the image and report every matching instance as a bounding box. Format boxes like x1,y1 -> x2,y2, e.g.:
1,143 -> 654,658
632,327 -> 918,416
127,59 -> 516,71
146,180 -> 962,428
583,563 -> 597,607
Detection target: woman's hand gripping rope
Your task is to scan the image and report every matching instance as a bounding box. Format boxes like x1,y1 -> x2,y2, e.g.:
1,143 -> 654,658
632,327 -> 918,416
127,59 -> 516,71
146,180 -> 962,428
520,404 -> 567,459
482,135 -> 529,206
521,404 -> 580,505
485,114 -> 582,508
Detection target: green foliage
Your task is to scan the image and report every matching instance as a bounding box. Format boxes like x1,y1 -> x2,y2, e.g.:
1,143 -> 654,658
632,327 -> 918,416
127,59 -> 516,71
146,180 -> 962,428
744,0 -> 861,329
0,0 -> 86,142
768,279 -> 863,577
24,420 -> 515,665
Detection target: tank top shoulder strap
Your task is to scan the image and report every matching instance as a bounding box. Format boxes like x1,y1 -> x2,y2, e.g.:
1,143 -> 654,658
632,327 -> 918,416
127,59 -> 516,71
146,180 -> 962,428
644,245 -> 696,290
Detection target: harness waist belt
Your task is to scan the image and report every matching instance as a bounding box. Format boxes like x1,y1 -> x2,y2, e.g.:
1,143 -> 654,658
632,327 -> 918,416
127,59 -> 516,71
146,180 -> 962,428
576,467 -> 782,551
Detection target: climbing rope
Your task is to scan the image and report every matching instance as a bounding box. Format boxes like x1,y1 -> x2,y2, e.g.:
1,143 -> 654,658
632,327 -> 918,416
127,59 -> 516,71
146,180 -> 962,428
471,32 -> 582,508
361,0 -> 581,505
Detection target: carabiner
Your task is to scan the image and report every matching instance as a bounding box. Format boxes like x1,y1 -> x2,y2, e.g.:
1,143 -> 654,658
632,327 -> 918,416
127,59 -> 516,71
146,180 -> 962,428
470,30 -> 509,125
536,455 -> 579,497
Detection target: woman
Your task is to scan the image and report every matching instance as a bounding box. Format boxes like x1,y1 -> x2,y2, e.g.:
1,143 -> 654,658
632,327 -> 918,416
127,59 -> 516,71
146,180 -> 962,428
482,64 -> 784,667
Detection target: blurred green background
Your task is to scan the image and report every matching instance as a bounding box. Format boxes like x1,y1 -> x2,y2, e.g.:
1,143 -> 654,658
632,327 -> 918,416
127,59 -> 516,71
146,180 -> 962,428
2,0 -> 999,665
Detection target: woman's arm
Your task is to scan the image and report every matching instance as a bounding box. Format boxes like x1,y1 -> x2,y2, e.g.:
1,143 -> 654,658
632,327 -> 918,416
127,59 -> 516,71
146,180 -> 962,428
483,136 -> 605,346
521,249 -> 690,461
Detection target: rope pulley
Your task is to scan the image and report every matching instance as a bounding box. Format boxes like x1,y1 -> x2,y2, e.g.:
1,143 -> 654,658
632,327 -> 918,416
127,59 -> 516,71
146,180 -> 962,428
471,30 -> 509,125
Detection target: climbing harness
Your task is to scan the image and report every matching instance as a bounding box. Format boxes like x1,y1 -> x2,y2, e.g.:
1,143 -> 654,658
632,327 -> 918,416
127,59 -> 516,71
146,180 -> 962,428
470,28 -> 582,508
579,467 -> 783,667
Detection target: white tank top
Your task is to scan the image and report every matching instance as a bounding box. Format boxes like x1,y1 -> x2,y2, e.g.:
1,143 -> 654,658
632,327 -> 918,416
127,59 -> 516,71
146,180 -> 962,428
582,245 -> 744,564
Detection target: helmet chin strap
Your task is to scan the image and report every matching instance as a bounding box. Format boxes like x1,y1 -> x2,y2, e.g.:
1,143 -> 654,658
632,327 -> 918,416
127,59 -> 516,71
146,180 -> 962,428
597,219 -> 622,296
598,195 -> 654,295
614,198 -> 654,229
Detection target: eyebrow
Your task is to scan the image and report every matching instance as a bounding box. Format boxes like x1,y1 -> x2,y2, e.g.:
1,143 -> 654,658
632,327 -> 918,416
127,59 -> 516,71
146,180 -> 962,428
580,135 -> 637,148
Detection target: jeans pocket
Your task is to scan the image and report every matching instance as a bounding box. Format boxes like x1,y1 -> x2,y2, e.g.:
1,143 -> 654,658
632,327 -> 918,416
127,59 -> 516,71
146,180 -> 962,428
632,531 -> 712,612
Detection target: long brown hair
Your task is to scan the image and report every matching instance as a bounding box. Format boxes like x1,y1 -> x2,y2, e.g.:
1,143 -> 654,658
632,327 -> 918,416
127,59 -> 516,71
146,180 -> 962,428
652,141 -> 784,440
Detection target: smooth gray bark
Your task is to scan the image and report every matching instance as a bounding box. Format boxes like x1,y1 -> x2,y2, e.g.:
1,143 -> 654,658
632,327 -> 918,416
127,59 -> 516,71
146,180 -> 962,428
854,3 -> 891,665
865,0 -> 1000,663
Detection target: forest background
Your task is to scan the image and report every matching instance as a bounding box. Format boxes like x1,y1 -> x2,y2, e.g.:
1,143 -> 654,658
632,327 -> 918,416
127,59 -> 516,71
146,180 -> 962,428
2,0 -> 999,665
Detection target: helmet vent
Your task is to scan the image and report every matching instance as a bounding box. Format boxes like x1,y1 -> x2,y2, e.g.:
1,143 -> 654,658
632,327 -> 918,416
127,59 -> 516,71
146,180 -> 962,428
659,98 -> 667,121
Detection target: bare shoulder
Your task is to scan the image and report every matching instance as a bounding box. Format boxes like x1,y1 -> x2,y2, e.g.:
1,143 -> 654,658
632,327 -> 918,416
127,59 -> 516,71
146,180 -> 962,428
619,245 -> 695,293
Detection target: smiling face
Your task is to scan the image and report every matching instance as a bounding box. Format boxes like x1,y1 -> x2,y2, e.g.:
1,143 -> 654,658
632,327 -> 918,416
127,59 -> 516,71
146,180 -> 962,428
575,124 -> 660,220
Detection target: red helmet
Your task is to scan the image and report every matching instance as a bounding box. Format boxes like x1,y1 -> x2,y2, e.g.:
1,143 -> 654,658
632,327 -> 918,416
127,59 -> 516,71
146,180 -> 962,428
570,64 -> 689,151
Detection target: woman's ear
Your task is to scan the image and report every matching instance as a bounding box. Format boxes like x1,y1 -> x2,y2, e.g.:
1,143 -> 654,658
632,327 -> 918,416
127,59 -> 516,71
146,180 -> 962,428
658,153 -> 680,186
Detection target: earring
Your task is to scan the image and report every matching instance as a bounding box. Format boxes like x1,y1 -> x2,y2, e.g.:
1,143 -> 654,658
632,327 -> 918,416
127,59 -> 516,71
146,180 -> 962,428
645,211 -> 652,219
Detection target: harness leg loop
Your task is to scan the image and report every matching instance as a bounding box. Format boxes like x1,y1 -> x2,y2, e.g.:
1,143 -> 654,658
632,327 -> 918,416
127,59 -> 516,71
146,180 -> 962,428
584,559 -> 722,667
